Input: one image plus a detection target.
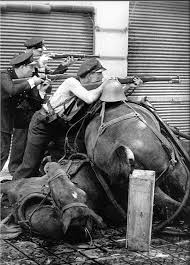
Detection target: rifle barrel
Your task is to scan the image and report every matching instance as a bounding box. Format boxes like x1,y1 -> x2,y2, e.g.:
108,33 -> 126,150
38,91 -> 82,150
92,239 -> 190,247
49,53 -> 100,59
118,75 -> 180,84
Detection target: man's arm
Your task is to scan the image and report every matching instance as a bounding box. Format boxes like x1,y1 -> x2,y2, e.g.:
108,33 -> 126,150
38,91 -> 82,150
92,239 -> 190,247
1,72 -> 44,96
1,72 -> 31,96
64,77 -> 103,104
38,55 -> 76,75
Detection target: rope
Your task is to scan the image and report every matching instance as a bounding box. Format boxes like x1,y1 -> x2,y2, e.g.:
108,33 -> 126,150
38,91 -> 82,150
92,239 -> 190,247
19,192 -> 51,230
90,161 -> 127,221
59,111 -> 90,162
59,101 -> 101,163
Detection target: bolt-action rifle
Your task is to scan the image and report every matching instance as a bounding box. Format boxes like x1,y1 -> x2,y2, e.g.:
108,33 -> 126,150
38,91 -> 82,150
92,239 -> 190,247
48,53 -> 100,60
118,75 -> 180,84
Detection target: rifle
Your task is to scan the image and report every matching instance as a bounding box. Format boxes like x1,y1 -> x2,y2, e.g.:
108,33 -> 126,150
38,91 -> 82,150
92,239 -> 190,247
118,75 -> 180,84
12,74 -> 76,84
48,53 -> 100,60
12,74 -> 181,85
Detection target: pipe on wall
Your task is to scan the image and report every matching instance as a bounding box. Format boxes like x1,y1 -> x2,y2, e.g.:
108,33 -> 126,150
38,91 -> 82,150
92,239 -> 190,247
0,3 -> 94,14
0,3 -> 51,14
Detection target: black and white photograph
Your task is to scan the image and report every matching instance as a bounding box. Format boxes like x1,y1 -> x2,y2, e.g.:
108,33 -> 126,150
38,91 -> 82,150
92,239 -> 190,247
0,1 -> 190,264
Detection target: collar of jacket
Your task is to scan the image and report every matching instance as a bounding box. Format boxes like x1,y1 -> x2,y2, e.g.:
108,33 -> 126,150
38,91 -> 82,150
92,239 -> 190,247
7,67 -> 18,79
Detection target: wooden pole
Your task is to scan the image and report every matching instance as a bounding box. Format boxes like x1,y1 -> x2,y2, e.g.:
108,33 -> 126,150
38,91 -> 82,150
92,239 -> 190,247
126,169 -> 155,252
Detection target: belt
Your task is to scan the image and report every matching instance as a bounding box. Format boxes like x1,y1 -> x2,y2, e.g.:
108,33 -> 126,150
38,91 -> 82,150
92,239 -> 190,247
39,107 -> 59,123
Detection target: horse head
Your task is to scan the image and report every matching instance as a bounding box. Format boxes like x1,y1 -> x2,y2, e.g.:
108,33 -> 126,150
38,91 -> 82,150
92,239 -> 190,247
44,162 -> 104,235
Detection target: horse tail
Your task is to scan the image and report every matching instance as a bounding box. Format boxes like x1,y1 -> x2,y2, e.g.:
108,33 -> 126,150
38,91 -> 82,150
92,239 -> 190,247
109,145 -> 135,184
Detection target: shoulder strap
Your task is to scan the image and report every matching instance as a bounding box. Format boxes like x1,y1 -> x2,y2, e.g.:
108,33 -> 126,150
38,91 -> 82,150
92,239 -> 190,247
64,96 -> 78,116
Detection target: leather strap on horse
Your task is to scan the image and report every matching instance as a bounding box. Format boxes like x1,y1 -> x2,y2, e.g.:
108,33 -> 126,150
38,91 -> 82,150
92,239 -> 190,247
123,101 -> 177,166
92,102 -> 138,161
90,161 -> 127,221
99,102 -> 139,135
140,101 -> 190,169
15,192 -> 52,230
61,202 -> 88,217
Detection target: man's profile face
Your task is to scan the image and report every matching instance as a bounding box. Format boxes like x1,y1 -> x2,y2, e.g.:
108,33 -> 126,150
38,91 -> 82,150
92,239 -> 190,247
32,48 -> 43,59
20,64 -> 35,78
32,45 -> 47,59
88,71 -> 103,83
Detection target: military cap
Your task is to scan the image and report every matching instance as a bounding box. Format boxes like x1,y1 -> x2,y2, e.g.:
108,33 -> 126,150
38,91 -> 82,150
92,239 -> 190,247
24,37 -> 44,49
10,50 -> 37,66
77,58 -> 106,77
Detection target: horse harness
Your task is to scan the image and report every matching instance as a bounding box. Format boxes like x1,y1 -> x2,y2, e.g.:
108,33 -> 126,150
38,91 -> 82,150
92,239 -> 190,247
14,169 -> 88,233
91,100 -> 177,184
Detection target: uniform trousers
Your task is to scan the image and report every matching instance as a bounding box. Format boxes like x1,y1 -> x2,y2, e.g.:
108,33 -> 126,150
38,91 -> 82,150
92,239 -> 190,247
8,128 -> 28,175
13,110 -> 69,180
0,131 -> 11,171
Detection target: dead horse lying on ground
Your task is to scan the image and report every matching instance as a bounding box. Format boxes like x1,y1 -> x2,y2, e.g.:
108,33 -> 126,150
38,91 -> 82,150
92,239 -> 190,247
0,162 -> 104,240
84,100 -> 190,228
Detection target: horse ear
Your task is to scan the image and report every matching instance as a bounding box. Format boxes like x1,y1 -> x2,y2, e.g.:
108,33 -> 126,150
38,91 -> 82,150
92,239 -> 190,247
61,211 -> 72,234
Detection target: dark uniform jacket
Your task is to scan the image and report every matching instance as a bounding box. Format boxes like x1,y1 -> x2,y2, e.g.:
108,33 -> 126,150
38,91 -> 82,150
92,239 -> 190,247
1,68 -> 30,133
1,68 -> 42,132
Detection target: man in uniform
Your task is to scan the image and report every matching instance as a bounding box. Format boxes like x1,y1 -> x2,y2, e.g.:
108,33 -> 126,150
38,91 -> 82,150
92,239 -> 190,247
24,37 -> 75,75
13,58 -> 106,180
0,51 -> 44,171
8,37 -> 75,175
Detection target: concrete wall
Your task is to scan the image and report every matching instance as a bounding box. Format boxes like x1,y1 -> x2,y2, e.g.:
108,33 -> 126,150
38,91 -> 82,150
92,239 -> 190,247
93,1 -> 129,78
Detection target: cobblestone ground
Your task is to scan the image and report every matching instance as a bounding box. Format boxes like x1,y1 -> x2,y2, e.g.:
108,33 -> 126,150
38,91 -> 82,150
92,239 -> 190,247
0,227 -> 190,265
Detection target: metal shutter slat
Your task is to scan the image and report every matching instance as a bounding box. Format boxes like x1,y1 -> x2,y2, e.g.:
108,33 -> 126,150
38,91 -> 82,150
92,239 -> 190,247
128,1 -> 190,135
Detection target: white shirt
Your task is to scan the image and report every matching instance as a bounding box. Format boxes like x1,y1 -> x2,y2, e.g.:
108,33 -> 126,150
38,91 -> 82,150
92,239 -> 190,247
43,77 -> 82,115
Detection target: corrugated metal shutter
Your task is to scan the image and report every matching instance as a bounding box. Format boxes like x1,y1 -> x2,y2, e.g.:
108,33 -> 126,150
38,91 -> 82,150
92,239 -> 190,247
0,9 -> 94,91
128,1 -> 190,135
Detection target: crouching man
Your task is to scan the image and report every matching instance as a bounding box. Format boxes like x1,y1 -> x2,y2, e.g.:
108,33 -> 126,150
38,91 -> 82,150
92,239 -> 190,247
13,58 -> 106,180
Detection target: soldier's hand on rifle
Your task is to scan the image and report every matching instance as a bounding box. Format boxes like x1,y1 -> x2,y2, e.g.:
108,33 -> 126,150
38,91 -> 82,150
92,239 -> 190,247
39,79 -> 51,93
30,75 -> 45,86
38,73 -> 46,80
61,56 -> 76,67
123,76 -> 143,96
132,76 -> 143,87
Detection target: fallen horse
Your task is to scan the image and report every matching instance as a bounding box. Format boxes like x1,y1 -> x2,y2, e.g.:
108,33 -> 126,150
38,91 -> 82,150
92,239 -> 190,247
0,162 -> 104,240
